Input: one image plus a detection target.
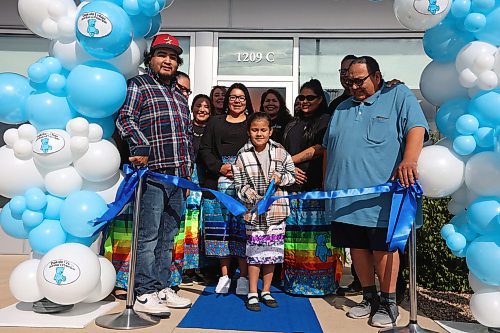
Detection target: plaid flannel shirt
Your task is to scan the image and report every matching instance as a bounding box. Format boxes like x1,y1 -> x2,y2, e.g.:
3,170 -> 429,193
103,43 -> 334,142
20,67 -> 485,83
116,68 -> 193,177
232,140 -> 296,230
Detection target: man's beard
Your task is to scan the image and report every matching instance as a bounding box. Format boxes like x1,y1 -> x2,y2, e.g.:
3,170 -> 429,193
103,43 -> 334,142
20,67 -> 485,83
158,72 -> 174,83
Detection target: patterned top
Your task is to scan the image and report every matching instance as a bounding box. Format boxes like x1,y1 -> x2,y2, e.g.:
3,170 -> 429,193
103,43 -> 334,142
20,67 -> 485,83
232,140 -> 296,230
116,68 -> 193,177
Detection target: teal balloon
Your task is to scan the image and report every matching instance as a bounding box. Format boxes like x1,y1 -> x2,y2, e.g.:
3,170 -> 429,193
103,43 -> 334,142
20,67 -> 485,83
0,73 -> 32,124
423,16 -> 475,62
456,114 -> 479,135
467,197 -> 500,235
28,219 -> 67,254
0,203 -> 29,239
145,13 -> 161,39
475,7 -> 500,45
436,98 -> 469,137
76,1 -> 133,59
468,89 -> 500,127
84,115 -> 116,139
66,233 -> 99,247
453,135 -> 477,155
474,127 -> 495,147
24,188 -> 47,211
441,223 -> 456,238
446,232 -> 467,251
60,191 -> 108,238
66,61 -> 127,119
43,195 -> 65,220
26,92 -> 77,131
466,235 -> 500,286
22,210 -> 44,229
9,196 -> 27,219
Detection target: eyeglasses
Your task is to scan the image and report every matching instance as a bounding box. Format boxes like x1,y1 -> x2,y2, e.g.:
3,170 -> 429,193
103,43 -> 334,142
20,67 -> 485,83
228,95 -> 246,102
177,84 -> 192,96
344,73 -> 373,87
297,95 -> 319,102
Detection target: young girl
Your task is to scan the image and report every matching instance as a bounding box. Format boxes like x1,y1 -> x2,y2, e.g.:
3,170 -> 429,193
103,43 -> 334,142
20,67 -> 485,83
232,112 -> 295,312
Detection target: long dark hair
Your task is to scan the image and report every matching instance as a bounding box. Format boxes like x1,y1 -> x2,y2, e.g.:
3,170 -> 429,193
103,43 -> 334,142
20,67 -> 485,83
259,89 -> 292,123
209,85 -> 227,115
222,83 -> 254,115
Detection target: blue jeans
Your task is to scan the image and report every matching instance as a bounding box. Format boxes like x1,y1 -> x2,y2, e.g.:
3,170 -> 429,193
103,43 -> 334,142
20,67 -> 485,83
134,177 -> 185,296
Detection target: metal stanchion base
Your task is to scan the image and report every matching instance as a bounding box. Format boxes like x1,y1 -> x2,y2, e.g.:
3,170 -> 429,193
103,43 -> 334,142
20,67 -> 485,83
379,322 -> 439,333
95,308 -> 160,330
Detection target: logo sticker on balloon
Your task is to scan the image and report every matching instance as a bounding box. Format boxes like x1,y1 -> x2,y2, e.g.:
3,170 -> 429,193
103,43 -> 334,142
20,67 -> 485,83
413,0 -> 449,15
43,259 -> 81,286
77,12 -> 112,38
33,132 -> 65,155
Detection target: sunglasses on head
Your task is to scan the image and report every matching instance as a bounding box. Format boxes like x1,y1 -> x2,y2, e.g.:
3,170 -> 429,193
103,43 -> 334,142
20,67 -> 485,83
297,95 -> 319,102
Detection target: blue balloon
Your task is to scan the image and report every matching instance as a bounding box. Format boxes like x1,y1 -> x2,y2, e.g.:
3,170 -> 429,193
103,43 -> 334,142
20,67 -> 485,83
145,13 -> 162,39
423,16 -> 475,62
0,73 -> 33,124
471,0 -> 496,13
46,73 -> 67,96
22,210 -> 44,229
123,0 -> 141,15
76,1 -> 133,59
0,203 -> 29,239
28,219 -> 67,254
464,12 -> 487,32
456,114 -> 479,135
450,212 -> 468,227
440,223 -> 456,238
66,233 -> 100,247
42,57 -> 63,74
28,62 -> 50,84
436,98 -> 469,138
9,196 -> 27,219
474,127 -> 495,147
475,7 -> 500,45
66,61 -> 127,119
43,195 -> 65,220
468,88 -> 500,127
467,197 -> 500,235
60,191 -> 108,238
24,188 -> 47,211
453,135 -> 477,155
466,235 -> 500,286
456,222 -> 479,242
446,232 -> 467,251
451,0 -> 471,18
452,243 -> 470,257
131,13 -> 152,38
26,92 -> 77,131
84,114 -> 116,139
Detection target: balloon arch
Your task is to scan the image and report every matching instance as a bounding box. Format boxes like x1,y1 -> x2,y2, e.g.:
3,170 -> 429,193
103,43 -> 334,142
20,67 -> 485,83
0,0 -> 499,327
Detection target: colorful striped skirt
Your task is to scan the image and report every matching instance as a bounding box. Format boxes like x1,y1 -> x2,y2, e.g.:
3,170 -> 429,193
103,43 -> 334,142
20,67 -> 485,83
246,221 -> 286,265
283,197 -> 344,296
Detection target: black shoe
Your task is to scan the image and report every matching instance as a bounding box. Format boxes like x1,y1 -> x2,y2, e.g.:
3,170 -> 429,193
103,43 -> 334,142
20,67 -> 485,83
336,281 -> 363,296
246,296 -> 261,312
180,274 -> 193,286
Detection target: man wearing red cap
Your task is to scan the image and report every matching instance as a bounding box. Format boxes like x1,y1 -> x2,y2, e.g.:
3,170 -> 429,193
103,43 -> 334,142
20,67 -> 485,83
116,33 -> 193,317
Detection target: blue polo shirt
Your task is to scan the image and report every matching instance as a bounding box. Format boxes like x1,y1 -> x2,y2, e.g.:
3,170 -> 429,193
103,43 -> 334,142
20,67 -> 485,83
322,83 -> 428,228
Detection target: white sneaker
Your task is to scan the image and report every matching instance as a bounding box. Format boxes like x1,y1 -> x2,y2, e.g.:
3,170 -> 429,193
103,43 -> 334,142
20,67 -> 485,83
215,275 -> 231,294
236,277 -> 249,295
133,292 -> 171,317
158,287 -> 192,308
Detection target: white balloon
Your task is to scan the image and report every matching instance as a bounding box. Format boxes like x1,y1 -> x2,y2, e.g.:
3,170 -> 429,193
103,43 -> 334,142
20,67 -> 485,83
477,71 -> 498,91
57,17 -> 75,42
70,136 -> 90,157
0,146 -> 45,198
456,41 -> 498,73
9,259 -> 44,302
494,47 -> 500,78
33,129 -> 73,171
108,39 -> 145,76
447,199 -> 465,215
394,0 -> 451,31
472,54 -> 495,73
74,140 -> 120,182
49,39 -> 93,71
420,61 -> 468,107
48,0 -> 67,20
470,290 -> 500,328
82,256 -> 116,303
17,124 -> 38,142
13,139 -> 32,160
418,145 -> 465,198
82,172 -> 123,204
45,166 -> 83,198
88,124 -> 104,143
465,152 -> 500,197
37,243 -> 101,305
459,68 -> 478,88
66,117 -> 89,137
41,18 -> 59,39
469,272 -> 500,293
3,129 -> 19,148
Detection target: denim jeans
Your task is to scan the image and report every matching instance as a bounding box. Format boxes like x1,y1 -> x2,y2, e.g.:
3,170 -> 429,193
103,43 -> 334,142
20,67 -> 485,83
134,177 -> 185,296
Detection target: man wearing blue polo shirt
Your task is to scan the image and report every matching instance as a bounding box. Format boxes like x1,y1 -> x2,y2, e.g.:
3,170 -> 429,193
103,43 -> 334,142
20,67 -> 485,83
323,56 -> 428,328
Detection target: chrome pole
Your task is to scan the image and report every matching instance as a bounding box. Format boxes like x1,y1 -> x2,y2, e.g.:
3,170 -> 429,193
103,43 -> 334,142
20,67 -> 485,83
379,222 -> 438,333
95,176 -> 160,329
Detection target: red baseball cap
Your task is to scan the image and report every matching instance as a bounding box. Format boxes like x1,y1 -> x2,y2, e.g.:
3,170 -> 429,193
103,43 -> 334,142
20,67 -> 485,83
150,33 -> 183,55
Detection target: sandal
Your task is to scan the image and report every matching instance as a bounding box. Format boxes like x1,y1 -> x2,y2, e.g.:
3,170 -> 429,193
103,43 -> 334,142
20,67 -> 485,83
112,288 -> 127,300
260,293 -> 279,308
245,296 -> 261,312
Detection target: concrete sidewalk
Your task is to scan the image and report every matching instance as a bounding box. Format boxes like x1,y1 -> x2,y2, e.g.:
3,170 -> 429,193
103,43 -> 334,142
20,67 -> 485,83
0,255 -> 446,333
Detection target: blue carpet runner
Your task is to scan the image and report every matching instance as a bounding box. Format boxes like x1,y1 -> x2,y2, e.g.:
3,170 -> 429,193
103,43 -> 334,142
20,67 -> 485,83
178,283 -> 323,333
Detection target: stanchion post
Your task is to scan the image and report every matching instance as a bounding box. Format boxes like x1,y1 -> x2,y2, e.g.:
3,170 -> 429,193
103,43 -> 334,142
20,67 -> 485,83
95,176 -> 160,329
379,222 -> 438,333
